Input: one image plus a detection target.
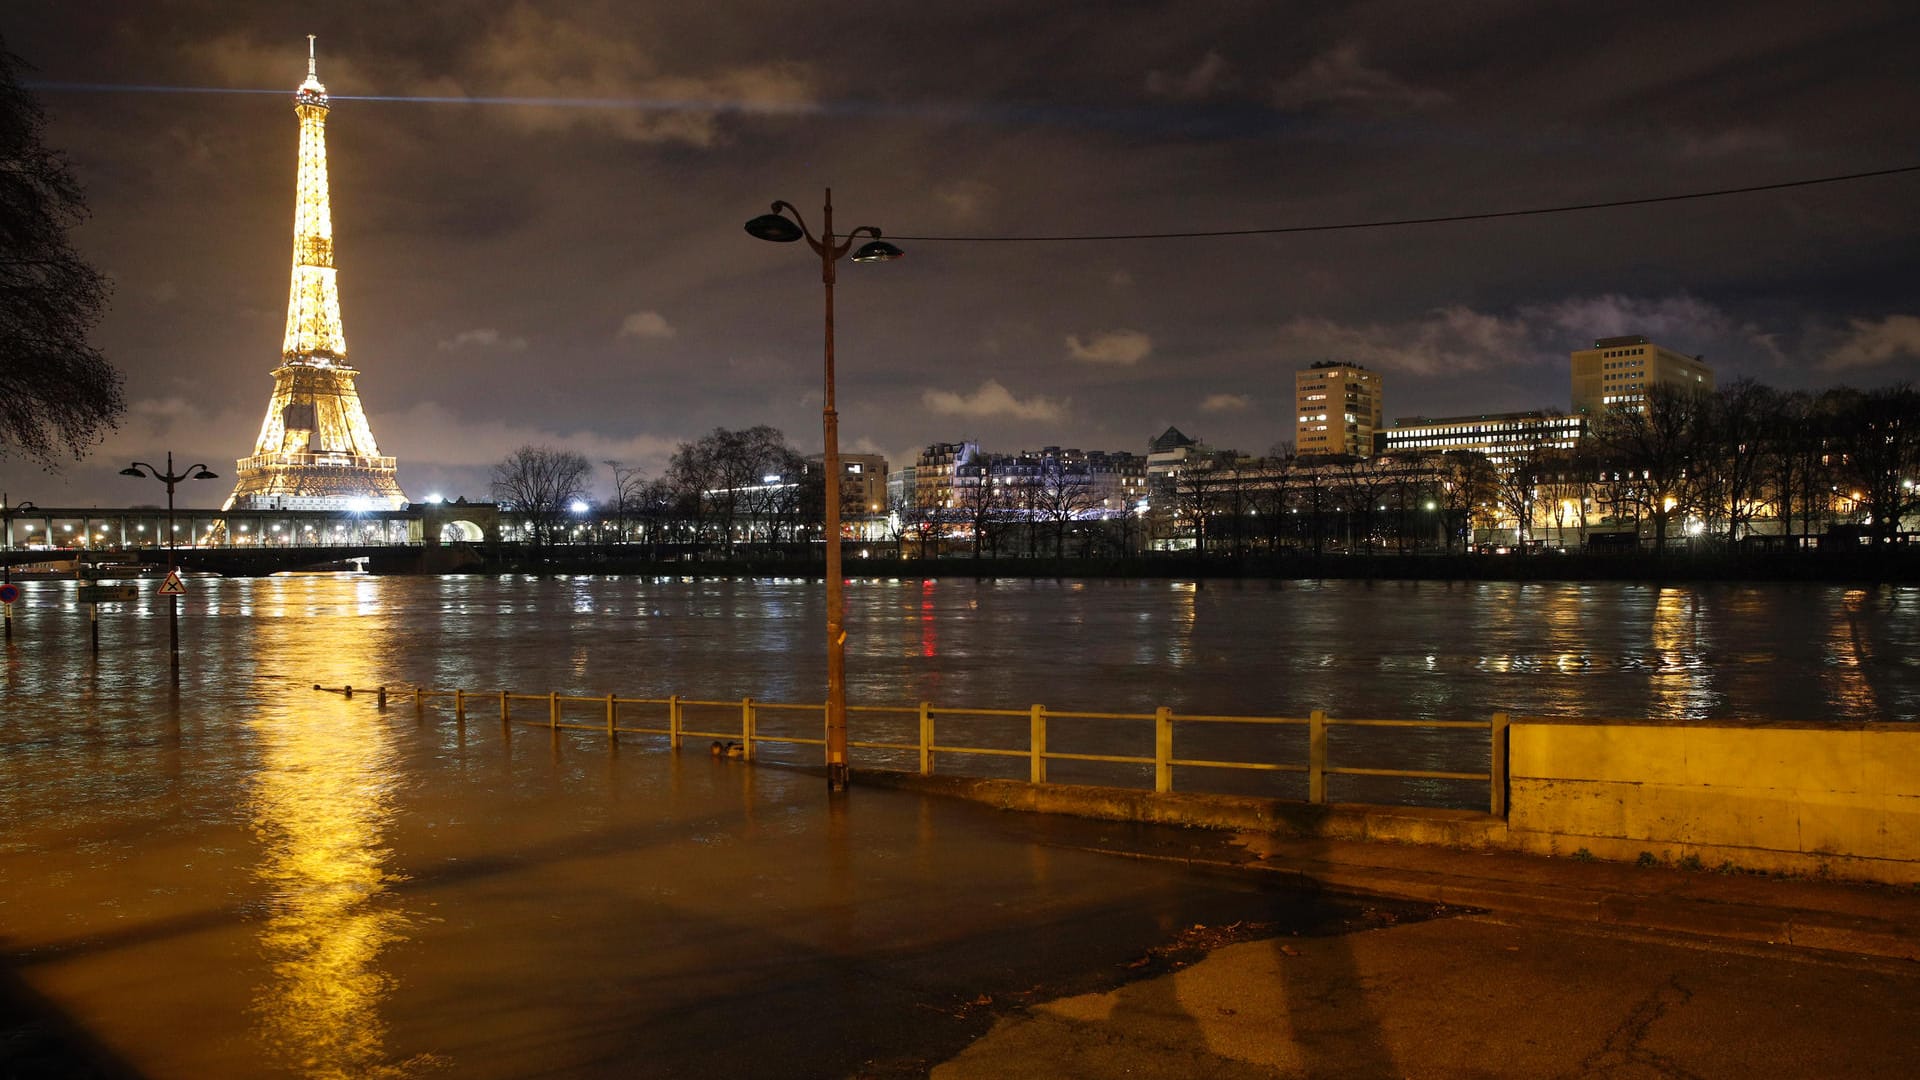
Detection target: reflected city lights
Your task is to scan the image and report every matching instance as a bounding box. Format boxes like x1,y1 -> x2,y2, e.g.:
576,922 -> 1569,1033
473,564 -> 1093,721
245,593 -> 412,1077
1648,587 -> 1716,719
920,578 -> 937,658
1821,588 -> 1885,718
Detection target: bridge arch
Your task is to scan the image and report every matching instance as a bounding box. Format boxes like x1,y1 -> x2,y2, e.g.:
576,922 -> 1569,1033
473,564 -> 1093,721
438,519 -> 485,543
414,501 -> 502,545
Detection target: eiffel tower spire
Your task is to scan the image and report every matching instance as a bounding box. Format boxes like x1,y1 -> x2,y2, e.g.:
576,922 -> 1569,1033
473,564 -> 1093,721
227,38 -> 405,512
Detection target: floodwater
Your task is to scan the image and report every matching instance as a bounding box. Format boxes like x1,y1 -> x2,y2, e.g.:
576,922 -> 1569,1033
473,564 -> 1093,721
9,575 -> 1918,800
10,575 -> 1912,726
0,574 -> 1915,1076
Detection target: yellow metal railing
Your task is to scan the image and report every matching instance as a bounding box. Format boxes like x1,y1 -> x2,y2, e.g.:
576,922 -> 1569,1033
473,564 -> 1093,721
351,684 -> 1513,815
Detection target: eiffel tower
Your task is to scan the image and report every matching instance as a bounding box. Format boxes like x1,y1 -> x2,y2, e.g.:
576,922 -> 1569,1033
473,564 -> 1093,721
226,37 -> 405,512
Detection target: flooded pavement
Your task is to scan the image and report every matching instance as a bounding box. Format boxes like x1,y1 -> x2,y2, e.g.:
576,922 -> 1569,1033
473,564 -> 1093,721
3,573 -> 1916,1075
933,912 -> 1920,1080
0,695 -> 1440,1078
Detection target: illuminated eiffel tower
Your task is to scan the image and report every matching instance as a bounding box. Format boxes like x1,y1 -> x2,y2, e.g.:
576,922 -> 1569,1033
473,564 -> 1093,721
226,37 -> 405,511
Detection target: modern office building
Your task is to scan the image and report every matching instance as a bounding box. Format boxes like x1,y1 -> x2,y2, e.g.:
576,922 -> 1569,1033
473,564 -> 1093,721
835,453 -> 888,519
1295,362 -> 1383,458
1570,335 -> 1714,417
1382,411 -> 1587,466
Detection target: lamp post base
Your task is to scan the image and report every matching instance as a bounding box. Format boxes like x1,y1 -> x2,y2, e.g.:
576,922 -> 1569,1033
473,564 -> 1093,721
169,592 -> 179,681
826,762 -> 850,794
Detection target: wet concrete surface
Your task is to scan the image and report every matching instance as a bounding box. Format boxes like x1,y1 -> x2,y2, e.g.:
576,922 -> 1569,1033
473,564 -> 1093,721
0,702 -> 1447,1079
935,911 -> 1920,1079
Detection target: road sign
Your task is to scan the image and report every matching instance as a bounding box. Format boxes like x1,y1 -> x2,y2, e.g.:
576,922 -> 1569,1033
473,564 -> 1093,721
0,582 -> 18,604
79,584 -> 141,603
159,570 -> 187,595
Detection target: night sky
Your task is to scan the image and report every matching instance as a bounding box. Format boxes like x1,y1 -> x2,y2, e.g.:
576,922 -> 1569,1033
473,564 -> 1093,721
6,1 -> 1919,508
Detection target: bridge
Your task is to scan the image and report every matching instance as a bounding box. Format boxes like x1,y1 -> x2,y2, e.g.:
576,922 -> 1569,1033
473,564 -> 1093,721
0,544 -> 389,576
0,501 -> 509,577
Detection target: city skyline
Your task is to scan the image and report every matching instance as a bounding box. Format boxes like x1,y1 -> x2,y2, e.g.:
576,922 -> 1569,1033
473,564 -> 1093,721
4,2 -> 1918,508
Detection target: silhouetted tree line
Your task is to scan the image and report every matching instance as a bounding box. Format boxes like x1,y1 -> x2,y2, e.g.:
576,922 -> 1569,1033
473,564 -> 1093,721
493,380 -> 1917,561
889,450 -> 1114,559
497,427 -> 824,557
1155,379 -> 1919,558
1560,379 -> 1917,550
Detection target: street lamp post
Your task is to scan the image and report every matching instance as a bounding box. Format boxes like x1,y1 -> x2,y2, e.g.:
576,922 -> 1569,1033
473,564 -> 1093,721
120,452 -> 219,677
745,189 -> 902,795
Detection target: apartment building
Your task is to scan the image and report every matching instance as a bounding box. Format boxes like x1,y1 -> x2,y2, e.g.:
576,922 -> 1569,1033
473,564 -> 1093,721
1570,335 -> 1714,416
1295,362 -> 1384,457
913,441 -> 979,511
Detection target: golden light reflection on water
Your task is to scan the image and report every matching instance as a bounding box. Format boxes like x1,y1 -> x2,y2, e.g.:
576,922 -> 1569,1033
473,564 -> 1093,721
1649,587 -> 1715,719
243,579 -> 419,1078
1821,588 -> 1882,718
1167,581 -> 1197,668
1540,585 -> 1592,674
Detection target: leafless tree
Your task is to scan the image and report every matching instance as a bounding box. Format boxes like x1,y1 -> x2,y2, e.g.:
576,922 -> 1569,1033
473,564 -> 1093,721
1436,451 -> 1496,553
1168,464 -> 1224,556
951,458 -> 1008,557
1824,383 -> 1920,544
1286,459 -> 1339,556
1766,386 -> 1827,541
1244,457 -> 1291,553
1592,384 -> 1709,551
491,445 -> 591,547
603,459 -> 655,541
1534,446 -> 1598,550
667,426 -> 803,555
1041,467 -> 1099,557
1695,378 -> 1780,546
0,40 -> 124,467
1491,415 -> 1568,548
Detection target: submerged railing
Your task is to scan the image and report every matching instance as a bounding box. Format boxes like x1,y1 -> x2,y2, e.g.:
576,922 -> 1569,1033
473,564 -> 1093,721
336,685 -> 1509,815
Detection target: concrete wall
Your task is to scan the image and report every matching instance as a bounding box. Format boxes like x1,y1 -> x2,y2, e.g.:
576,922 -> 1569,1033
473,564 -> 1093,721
1507,719 -> 1920,884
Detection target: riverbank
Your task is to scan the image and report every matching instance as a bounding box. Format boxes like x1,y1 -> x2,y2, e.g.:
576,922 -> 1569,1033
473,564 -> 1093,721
385,545 -> 1920,584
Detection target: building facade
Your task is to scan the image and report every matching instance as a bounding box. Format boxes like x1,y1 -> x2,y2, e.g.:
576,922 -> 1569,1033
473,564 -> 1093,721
837,451 -> 887,518
1570,335 -> 1714,417
886,466 -> 917,511
1382,411 -> 1587,466
1145,427 -> 1199,493
914,441 -> 979,511
1295,362 -> 1384,458
996,447 -> 1146,513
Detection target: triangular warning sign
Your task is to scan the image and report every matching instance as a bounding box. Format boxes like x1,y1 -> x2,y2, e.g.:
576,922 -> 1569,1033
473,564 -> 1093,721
158,570 -> 187,595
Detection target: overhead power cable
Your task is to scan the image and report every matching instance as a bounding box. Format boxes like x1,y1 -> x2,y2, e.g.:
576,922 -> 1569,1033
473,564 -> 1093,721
889,163 -> 1920,242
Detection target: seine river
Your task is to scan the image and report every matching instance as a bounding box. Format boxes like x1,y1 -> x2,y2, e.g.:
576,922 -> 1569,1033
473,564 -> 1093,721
1,573 -> 1916,1076
8,574 -> 1916,717
4,573 -> 1916,808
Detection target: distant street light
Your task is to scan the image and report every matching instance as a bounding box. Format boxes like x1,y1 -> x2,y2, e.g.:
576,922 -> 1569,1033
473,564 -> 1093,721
745,189 -> 902,795
120,452 -> 218,678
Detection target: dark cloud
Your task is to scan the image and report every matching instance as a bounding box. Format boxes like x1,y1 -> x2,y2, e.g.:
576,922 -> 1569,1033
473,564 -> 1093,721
4,2 -> 1918,506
